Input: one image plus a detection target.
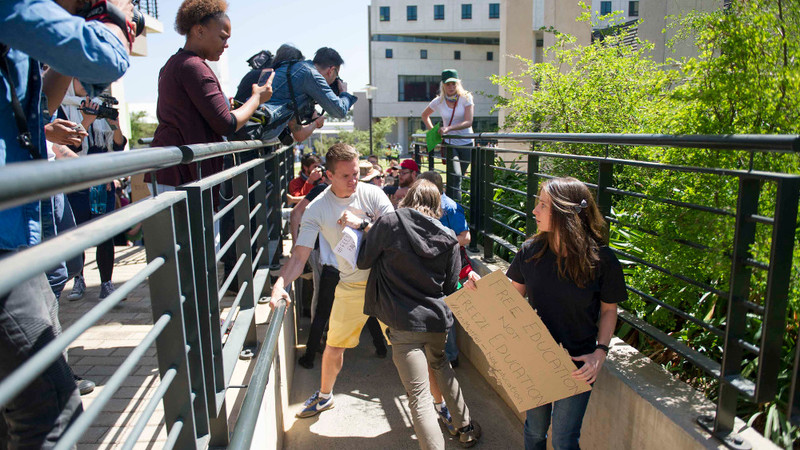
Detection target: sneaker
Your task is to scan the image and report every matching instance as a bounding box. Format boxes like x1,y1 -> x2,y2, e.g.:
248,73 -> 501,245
74,375 -> 95,395
458,420 -> 482,448
66,276 -> 85,302
99,281 -> 126,301
298,353 -> 314,369
296,391 -> 334,418
437,404 -> 458,436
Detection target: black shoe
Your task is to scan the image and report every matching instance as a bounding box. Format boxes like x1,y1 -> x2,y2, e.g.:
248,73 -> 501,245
298,353 -> 314,369
450,357 -> 459,368
458,420 -> 482,448
74,375 -> 95,395
375,345 -> 387,359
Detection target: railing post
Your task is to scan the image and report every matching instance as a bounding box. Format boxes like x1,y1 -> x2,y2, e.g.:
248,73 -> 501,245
231,171 -> 257,349
468,142 -> 480,254
596,160 -> 614,236
268,153 -> 282,267
251,159 -> 269,270
481,147 -> 495,262
445,144 -> 455,200
428,142 -> 436,172
525,143 -> 539,235
755,176 -> 800,402
704,177 -> 759,447
141,196 -> 199,449
414,142 -> 421,167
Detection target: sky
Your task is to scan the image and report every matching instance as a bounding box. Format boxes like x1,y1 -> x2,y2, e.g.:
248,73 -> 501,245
125,0 -> 372,106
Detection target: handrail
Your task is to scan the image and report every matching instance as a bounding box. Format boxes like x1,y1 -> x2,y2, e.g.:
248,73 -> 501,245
228,298 -> 288,449
411,132 -> 800,152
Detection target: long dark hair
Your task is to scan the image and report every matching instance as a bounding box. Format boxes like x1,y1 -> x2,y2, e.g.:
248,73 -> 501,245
526,177 -> 607,287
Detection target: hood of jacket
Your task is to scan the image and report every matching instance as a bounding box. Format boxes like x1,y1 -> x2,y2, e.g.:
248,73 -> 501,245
396,208 -> 458,259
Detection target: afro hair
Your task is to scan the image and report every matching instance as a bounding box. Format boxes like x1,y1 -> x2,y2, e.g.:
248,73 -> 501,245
174,0 -> 228,36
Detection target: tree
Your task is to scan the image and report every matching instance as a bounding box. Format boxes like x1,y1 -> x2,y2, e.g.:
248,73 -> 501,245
129,111 -> 157,148
337,117 -> 397,157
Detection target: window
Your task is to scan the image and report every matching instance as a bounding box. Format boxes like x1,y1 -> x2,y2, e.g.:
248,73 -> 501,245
461,4 -> 472,19
434,4 -> 445,20
379,6 -> 390,21
628,1 -> 639,16
407,5 -> 417,21
385,48 -> 393,58
486,51 -> 493,61
420,49 -> 428,59
398,75 -> 440,102
600,1 -> 612,15
489,3 -> 500,19
536,39 -> 544,47
454,50 -> 461,60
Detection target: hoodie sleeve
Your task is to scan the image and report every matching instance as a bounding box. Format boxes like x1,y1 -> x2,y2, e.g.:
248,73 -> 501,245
357,214 -> 389,270
443,243 -> 461,296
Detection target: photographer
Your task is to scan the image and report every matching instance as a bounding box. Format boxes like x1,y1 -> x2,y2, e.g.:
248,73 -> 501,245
0,0 -> 133,447
258,46 -> 356,143
287,153 -> 323,204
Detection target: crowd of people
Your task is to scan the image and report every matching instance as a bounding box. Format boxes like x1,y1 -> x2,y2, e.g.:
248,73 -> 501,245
0,0 -> 625,449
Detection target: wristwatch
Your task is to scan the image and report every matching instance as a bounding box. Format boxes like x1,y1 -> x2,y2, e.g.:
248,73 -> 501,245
596,343 -> 610,355
358,218 -> 371,231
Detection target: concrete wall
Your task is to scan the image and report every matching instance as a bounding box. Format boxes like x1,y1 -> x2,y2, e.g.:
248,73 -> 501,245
462,248 -> 778,450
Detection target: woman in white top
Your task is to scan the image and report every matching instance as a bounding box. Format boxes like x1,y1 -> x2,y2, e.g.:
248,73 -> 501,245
421,69 -> 474,185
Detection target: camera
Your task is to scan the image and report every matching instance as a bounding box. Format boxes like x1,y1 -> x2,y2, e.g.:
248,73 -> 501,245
77,1 -> 146,39
62,94 -> 120,121
330,77 -> 343,96
278,127 -> 294,146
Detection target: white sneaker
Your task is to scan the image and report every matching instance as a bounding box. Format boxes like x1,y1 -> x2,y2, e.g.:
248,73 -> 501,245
67,276 -> 85,302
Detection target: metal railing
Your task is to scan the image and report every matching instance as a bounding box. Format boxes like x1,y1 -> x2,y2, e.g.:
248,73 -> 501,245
413,132 -> 800,448
0,140 -> 293,448
135,0 -> 159,19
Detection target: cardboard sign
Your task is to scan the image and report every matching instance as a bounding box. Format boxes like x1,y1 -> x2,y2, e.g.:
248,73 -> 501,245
444,270 -> 591,412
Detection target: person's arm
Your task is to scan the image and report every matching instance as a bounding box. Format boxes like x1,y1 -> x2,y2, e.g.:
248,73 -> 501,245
304,67 -> 357,119
269,245 -> 312,308
421,105 -> 436,130
289,198 -> 310,242
106,118 -> 127,149
289,114 -> 324,142
356,216 -> 388,269
456,230 -> 471,247
45,119 -> 87,147
511,280 -> 526,296
230,72 -> 273,130
0,0 -> 131,90
571,301 -> 617,384
441,104 -> 473,134
443,244 -> 461,295
339,210 -> 375,233
42,70 -> 72,112
286,193 -> 304,205
51,143 -> 80,159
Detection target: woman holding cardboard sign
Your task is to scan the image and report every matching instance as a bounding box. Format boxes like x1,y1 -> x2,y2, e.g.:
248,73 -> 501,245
464,177 -> 626,450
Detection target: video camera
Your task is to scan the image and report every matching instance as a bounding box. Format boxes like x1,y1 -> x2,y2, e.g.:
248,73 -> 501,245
77,1 -> 146,39
62,94 -> 120,121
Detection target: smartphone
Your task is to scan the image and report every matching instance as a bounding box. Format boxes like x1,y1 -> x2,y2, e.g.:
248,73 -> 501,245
257,68 -> 274,87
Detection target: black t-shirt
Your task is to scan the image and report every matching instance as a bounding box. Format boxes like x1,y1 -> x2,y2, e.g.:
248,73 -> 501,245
304,183 -> 328,203
506,240 -> 627,357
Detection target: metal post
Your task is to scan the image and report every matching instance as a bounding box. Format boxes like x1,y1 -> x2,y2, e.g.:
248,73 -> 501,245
445,144 -> 455,200
468,143 -> 480,253
482,147 -> 495,262
525,143 -> 539,235
141,199 -> 199,449
755,177 -> 800,402
231,171 -> 257,349
428,142 -> 436,172
369,97 -> 374,155
414,143 -> 421,167
596,161 -> 614,237
700,177 -> 759,450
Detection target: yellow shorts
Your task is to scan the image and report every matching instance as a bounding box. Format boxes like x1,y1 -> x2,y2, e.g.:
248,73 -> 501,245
327,281 -> 389,348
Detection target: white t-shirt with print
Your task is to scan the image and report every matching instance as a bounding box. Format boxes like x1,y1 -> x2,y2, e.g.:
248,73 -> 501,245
427,94 -> 475,146
296,183 -> 394,282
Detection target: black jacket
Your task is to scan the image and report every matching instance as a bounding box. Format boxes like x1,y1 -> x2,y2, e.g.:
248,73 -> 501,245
357,208 -> 461,333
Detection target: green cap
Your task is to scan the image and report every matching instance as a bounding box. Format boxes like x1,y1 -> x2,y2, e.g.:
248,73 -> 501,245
441,69 -> 459,84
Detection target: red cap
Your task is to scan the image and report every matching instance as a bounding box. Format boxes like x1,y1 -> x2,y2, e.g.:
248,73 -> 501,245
400,159 -> 420,173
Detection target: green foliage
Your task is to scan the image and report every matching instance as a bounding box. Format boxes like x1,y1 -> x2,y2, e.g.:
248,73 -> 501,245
129,111 -> 157,148
487,1 -> 800,445
337,117 -> 397,157
311,133 -> 337,156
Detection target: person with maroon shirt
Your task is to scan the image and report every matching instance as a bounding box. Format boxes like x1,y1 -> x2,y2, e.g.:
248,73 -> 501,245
146,0 -> 273,192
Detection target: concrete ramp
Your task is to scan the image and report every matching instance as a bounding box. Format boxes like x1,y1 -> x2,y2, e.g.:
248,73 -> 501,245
284,321 -> 523,449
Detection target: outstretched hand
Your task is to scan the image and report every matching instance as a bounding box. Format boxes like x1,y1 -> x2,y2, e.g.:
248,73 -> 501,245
571,349 -> 607,384
463,271 -> 481,291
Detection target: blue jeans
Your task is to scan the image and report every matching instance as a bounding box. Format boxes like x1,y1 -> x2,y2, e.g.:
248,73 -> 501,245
524,390 -> 592,450
445,325 -> 458,361
43,194 -> 82,300
0,269 -> 83,448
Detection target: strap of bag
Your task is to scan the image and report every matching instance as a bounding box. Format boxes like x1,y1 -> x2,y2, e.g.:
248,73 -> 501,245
0,45 -> 40,160
285,60 -> 302,126
447,96 -> 458,127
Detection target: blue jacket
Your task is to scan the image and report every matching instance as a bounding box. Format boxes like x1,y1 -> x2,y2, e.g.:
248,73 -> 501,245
0,0 -> 130,250
260,60 -> 357,140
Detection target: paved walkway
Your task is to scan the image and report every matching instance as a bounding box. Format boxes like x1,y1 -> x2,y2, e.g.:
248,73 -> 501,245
61,245 -> 523,449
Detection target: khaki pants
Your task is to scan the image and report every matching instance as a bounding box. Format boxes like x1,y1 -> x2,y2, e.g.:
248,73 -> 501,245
388,329 -> 471,450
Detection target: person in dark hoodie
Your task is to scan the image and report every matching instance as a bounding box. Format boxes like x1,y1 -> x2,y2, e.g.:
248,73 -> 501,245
357,179 -> 481,449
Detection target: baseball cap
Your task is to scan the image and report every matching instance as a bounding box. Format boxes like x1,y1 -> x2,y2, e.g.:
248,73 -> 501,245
441,69 -> 459,84
400,159 -> 420,173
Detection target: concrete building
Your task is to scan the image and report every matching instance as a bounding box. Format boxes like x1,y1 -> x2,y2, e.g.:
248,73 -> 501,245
365,1 -> 721,145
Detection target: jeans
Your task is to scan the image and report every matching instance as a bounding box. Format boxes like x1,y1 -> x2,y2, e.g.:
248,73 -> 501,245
449,146 -> 471,201
389,329 -> 470,450
43,194 -> 82,300
0,270 -> 83,449
444,325 -> 458,362
68,188 -> 116,283
524,390 -> 592,450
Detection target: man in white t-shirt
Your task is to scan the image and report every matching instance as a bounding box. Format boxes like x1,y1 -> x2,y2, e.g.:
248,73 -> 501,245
270,143 -> 394,418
